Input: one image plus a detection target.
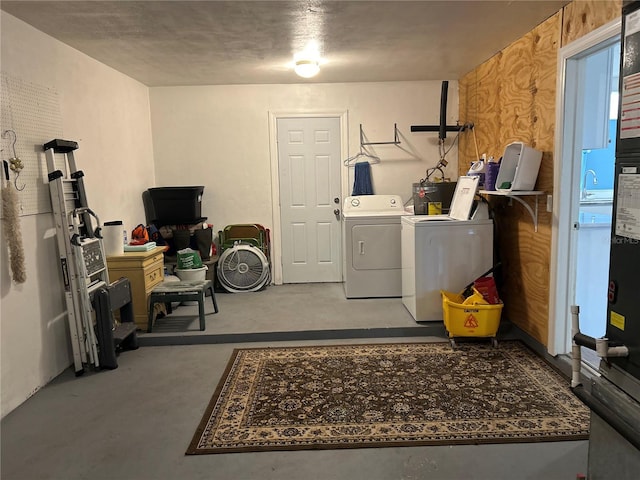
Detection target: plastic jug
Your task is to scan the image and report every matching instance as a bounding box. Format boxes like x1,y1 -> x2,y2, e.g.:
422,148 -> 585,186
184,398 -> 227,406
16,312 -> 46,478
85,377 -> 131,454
467,160 -> 485,187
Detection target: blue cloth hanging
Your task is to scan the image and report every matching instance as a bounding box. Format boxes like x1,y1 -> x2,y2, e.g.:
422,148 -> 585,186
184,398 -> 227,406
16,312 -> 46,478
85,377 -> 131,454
352,161 -> 374,195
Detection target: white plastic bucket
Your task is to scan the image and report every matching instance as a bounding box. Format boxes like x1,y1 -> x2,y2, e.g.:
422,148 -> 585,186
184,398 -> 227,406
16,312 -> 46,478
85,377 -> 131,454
174,267 -> 208,305
174,266 -> 207,282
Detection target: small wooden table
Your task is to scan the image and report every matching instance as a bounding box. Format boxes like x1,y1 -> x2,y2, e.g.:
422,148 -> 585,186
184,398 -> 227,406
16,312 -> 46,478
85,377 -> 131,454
147,279 -> 219,333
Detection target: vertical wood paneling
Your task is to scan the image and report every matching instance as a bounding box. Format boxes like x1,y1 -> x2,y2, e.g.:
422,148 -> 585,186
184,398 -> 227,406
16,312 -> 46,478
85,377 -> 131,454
499,33 -> 535,147
532,16 -> 562,158
457,1 -> 619,346
476,55 -> 502,161
563,0 -> 622,46
459,71 -> 483,169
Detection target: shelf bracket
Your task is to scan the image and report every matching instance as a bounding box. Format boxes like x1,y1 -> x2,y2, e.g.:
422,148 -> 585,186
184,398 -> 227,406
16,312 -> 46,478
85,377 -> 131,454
508,195 -> 539,232
479,190 -> 543,232
360,123 -> 401,147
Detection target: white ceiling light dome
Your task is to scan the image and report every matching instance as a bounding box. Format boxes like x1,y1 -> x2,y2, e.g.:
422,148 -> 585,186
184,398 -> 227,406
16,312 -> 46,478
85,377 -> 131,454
294,48 -> 321,78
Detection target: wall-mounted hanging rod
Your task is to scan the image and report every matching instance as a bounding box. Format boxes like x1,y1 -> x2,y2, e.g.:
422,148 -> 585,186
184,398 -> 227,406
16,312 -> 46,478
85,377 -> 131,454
360,123 -> 401,147
410,81 -> 472,138
410,123 -> 468,133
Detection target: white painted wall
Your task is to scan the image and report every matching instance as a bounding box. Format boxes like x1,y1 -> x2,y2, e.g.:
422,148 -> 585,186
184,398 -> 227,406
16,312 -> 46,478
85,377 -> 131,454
149,81 -> 460,243
0,13 -> 461,419
0,13 -> 155,418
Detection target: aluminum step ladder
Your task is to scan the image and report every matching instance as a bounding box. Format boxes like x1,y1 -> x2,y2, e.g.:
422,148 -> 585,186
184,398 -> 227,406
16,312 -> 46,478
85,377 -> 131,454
44,139 -> 109,375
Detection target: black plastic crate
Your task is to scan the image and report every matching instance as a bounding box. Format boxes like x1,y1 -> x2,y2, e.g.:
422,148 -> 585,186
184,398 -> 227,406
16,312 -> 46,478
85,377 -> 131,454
147,186 -> 205,226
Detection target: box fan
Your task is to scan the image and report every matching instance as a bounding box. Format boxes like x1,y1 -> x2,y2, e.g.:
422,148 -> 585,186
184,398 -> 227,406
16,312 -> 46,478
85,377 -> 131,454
217,224 -> 271,293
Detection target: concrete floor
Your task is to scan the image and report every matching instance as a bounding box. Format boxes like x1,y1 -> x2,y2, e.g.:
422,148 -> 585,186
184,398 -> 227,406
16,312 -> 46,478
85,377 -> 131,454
0,283 -> 588,480
142,282 -> 439,344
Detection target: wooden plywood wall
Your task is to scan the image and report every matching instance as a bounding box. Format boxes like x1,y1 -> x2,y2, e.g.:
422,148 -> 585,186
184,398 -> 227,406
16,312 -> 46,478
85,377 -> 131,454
563,0 -> 623,45
458,0 -> 621,346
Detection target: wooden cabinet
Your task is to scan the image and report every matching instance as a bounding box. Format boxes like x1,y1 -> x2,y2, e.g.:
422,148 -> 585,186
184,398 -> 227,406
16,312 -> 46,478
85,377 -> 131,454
106,247 -> 165,330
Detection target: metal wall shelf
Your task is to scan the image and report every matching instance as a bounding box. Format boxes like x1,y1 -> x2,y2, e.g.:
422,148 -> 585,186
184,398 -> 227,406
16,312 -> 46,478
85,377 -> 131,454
479,190 -> 544,232
360,123 -> 401,147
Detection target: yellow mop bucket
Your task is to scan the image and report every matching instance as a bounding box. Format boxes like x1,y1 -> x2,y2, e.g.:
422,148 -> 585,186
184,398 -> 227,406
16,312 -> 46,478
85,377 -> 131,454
441,288 -> 503,339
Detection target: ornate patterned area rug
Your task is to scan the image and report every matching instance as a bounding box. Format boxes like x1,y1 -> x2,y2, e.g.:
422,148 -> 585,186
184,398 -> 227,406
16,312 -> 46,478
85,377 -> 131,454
186,341 -> 589,454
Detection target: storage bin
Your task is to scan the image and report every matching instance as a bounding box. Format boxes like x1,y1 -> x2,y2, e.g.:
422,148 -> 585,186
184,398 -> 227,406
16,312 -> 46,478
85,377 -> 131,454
495,142 -> 543,192
147,186 -> 205,226
441,289 -> 503,340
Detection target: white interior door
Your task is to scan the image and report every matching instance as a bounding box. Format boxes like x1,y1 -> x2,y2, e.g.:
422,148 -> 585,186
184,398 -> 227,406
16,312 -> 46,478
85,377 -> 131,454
573,40 -> 618,344
277,116 -> 342,283
549,19 -> 620,357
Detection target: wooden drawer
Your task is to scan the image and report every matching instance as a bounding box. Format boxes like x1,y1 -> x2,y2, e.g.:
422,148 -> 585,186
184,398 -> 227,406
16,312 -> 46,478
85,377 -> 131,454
144,261 -> 164,292
142,251 -> 165,269
107,248 -> 165,270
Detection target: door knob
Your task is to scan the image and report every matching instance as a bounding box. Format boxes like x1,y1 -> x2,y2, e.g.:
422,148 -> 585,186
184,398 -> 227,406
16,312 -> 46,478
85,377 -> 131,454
334,197 -> 340,204
334,209 -> 340,220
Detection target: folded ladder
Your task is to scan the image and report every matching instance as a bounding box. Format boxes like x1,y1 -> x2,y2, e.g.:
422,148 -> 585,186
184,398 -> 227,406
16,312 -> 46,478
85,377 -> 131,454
44,139 -> 109,375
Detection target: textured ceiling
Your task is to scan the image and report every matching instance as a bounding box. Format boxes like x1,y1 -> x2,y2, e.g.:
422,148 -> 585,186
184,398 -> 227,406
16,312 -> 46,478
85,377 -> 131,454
1,0 -> 570,86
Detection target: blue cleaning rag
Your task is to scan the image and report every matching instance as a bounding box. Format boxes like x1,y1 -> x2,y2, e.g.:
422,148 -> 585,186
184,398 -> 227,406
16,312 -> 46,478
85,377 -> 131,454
352,161 -> 374,195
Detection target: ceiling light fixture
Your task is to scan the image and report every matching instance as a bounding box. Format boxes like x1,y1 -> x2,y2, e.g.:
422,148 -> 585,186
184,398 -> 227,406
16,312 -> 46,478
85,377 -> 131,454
294,58 -> 320,78
294,49 -> 321,78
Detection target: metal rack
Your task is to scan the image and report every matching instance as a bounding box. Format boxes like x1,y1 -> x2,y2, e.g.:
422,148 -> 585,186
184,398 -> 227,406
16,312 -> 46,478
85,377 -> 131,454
359,123 -> 401,147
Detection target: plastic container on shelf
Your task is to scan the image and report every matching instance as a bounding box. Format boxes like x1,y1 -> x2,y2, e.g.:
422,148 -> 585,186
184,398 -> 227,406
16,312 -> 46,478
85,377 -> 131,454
484,162 -> 500,191
467,160 -> 485,188
494,142 -> 543,192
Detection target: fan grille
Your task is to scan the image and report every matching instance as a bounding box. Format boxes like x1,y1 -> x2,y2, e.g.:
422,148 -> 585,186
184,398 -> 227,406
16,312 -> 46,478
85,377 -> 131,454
218,244 -> 269,293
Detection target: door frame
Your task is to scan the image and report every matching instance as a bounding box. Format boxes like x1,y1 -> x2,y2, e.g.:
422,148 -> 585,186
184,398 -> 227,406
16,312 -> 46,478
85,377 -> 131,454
268,110 -> 349,285
548,19 -> 620,356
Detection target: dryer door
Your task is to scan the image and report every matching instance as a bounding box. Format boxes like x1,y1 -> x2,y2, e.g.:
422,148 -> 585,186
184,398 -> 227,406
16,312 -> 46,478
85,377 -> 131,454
351,223 -> 401,270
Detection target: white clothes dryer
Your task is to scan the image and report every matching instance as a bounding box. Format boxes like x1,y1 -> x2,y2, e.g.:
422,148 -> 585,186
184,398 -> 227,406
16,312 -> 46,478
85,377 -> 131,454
343,195 -> 407,298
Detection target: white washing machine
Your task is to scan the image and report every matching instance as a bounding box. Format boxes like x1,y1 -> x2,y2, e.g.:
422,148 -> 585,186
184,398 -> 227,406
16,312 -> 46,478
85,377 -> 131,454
401,177 -> 494,321
343,194 -> 407,298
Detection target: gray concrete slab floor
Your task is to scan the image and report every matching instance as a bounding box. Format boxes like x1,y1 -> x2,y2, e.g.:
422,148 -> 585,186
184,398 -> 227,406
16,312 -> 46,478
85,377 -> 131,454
1,284 -> 588,480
